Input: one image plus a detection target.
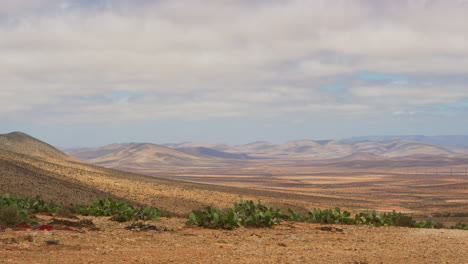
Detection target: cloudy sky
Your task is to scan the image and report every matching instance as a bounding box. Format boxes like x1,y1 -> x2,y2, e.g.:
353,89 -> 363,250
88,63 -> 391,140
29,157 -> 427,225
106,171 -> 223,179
1,0 -> 467,147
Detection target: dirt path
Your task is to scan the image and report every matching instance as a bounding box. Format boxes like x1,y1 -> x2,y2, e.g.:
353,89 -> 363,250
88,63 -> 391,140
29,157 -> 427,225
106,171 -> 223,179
1,216 -> 466,264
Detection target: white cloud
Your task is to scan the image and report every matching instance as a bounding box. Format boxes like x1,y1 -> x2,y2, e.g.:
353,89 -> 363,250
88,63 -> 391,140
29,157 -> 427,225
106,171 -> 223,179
0,0 -> 467,123
351,85 -> 467,105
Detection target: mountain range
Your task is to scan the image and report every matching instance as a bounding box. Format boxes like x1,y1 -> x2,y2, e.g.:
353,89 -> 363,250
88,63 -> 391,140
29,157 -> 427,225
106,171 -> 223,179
343,135 -> 468,149
164,139 -> 468,159
62,137 -> 468,170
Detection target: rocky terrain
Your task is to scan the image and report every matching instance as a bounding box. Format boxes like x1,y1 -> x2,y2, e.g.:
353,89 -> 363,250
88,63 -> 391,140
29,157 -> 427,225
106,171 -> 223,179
1,215 -> 467,264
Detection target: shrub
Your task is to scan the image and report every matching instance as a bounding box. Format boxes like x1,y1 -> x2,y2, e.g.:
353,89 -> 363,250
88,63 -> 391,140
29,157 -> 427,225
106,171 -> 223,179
0,194 -> 60,214
186,199 -> 283,229
286,207 -> 451,230
73,198 -> 160,222
287,208 -> 306,222
186,206 -> 239,229
0,194 -> 60,225
234,200 -> 282,227
307,207 -> 356,225
450,223 -> 468,230
358,210 -> 382,226
0,205 -> 23,226
415,221 -> 436,229
380,211 -> 416,227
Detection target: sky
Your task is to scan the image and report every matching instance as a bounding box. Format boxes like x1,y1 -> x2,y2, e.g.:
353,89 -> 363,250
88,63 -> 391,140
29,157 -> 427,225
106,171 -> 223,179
1,0 -> 467,147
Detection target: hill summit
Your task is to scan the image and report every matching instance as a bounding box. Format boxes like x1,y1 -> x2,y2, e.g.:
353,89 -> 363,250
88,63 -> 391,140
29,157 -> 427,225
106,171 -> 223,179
0,131 -> 74,161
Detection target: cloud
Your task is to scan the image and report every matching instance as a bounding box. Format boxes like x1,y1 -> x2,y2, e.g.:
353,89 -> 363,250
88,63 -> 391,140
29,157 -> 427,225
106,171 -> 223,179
357,72 -> 406,82
0,0 -> 467,123
351,85 -> 467,105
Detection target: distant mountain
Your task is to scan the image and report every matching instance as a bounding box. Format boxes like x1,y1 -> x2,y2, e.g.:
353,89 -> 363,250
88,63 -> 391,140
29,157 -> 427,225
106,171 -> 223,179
163,142 -> 229,151
175,147 -> 251,160
170,139 -> 468,158
67,143 -> 225,167
0,131 -> 76,161
343,135 -> 468,149
71,138 -> 468,163
65,143 -> 132,160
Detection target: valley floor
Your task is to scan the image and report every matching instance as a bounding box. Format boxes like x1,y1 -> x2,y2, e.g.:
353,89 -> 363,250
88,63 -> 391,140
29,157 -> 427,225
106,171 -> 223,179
1,216 -> 466,264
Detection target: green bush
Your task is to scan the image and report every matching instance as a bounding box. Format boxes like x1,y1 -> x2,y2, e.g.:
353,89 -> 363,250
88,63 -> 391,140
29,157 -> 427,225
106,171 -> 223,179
416,220 -> 437,229
234,200 -> 283,227
0,194 -> 60,225
379,210 -> 416,227
0,194 -> 60,214
450,223 -> 468,230
352,210 -> 417,227
0,205 -> 24,226
285,207 -> 452,230
73,198 -> 160,222
307,207 -> 356,225
186,206 -> 239,229
287,208 -> 306,222
186,200 -> 283,229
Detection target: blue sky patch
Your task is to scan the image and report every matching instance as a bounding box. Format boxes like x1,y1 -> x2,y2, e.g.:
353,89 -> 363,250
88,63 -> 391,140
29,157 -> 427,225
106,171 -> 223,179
110,91 -> 143,98
357,72 -> 407,82
435,100 -> 468,109
320,83 -> 348,92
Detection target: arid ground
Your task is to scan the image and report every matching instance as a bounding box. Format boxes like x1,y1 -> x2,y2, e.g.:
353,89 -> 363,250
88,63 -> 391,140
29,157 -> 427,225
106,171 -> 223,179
115,157 -> 468,224
1,215 -> 467,264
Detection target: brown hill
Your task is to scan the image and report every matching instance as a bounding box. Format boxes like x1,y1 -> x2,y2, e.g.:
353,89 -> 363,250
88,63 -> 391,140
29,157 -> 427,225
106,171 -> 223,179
68,139 -> 468,172
64,143 -> 130,160
345,135 -> 468,148
0,132 -> 76,161
79,143 -> 219,167
164,142 -> 230,151
175,147 -> 251,160
201,139 -> 468,158
0,147 -> 127,206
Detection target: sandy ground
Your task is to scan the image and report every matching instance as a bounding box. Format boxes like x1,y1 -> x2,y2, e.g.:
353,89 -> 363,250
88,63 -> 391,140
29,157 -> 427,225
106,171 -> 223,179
1,216 -> 467,264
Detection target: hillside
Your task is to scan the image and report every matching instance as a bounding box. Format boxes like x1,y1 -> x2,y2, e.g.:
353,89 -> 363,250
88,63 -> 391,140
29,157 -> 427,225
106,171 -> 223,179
175,147 -> 251,159
0,132 -> 320,216
74,143 -> 220,168
0,132 -> 76,161
0,147 -> 114,205
345,135 -> 468,149
144,139 -> 468,160
63,143 -> 131,160
169,139 -> 468,158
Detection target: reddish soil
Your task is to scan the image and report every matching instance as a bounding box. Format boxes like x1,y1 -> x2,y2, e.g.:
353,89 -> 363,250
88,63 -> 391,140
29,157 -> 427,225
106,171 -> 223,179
1,216 -> 467,264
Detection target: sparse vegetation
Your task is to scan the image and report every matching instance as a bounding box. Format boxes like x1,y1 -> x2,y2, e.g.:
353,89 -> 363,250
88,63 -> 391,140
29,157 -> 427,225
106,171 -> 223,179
187,200 -> 467,230
186,206 -> 239,229
0,204 -> 23,226
72,198 -> 160,222
0,195 -> 160,225
2,194 -> 466,231
186,199 -> 282,229
234,199 -> 283,227
0,194 -> 60,214
450,222 -> 468,230
355,210 -> 417,227
306,207 -> 357,224
0,194 -> 61,225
